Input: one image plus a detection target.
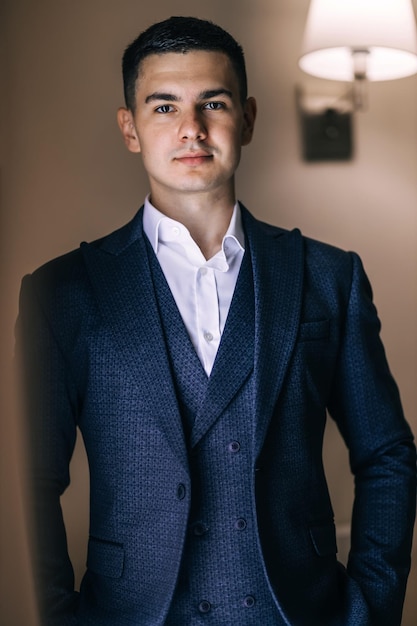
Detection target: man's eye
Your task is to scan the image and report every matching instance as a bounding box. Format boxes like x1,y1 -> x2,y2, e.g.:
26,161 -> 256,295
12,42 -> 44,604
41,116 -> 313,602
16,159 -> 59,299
203,102 -> 224,110
155,105 -> 174,113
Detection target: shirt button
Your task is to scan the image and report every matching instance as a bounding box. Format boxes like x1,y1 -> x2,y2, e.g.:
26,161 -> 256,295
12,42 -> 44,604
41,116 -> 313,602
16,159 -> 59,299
176,483 -> 186,500
172,226 -> 180,237
235,518 -> 247,531
204,332 -> 214,343
243,595 -> 256,608
198,600 -> 211,614
200,267 -> 208,276
228,441 -> 241,453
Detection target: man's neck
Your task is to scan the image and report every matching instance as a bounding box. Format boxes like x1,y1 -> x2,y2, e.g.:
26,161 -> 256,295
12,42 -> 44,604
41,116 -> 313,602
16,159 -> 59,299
149,188 -> 236,260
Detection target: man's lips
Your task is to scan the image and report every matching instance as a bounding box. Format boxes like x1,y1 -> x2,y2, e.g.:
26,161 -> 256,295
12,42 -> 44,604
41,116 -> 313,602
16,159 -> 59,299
175,153 -> 213,166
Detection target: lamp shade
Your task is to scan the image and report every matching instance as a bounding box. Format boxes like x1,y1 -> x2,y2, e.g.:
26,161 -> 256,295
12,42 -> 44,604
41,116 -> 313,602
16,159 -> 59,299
299,0 -> 417,81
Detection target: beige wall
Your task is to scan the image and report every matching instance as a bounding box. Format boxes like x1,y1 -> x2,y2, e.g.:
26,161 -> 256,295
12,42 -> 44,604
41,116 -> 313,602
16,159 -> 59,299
1,1 -> 416,624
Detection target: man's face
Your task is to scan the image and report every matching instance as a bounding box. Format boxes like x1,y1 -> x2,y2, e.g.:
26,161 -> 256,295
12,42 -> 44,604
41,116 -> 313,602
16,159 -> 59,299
118,50 -> 256,207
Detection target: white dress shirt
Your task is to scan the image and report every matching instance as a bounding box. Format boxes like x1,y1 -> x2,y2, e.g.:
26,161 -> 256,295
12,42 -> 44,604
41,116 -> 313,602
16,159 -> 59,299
143,196 -> 245,376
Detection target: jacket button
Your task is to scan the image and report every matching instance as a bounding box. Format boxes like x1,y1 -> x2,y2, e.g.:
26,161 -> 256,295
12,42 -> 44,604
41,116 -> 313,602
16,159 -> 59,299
198,600 -> 211,614
176,483 -> 186,500
243,595 -> 256,608
235,518 -> 247,531
228,440 -> 241,453
192,521 -> 209,537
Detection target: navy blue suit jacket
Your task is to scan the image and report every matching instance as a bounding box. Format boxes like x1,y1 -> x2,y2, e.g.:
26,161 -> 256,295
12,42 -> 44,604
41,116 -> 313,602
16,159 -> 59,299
18,205 -> 416,625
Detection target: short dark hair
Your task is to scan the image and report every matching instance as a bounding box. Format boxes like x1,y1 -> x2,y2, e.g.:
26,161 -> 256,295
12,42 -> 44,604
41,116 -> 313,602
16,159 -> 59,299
122,16 -> 248,111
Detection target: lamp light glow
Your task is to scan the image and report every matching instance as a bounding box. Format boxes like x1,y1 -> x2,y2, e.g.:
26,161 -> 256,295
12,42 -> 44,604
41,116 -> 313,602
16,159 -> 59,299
299,0 -> 417,82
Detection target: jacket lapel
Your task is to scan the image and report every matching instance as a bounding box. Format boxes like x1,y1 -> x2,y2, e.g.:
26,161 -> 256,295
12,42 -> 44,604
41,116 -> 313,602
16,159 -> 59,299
81,209 -> 188,471
242,208 -> 304,459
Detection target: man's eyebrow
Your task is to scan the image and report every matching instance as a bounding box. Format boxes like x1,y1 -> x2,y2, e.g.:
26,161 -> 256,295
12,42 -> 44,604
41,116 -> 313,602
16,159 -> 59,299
199,89 -> 233,100
145,93 -> 179,104
144,89 -> 234,104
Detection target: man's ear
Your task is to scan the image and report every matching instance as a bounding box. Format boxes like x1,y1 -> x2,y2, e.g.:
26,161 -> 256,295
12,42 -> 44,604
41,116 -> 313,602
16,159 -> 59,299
117,107 -> 141,153
241,96 -> 257,146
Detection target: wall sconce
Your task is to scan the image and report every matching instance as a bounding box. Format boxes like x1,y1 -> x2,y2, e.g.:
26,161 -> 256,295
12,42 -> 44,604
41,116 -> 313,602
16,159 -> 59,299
297,0 -> 417,160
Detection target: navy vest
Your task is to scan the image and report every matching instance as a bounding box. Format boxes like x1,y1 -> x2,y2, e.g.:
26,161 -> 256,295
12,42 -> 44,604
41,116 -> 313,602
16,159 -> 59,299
147,242 -> 284,625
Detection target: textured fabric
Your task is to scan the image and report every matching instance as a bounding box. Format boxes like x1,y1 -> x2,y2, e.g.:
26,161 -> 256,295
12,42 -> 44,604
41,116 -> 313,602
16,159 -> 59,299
16,204 -> 417,626
143,197 -> 244,375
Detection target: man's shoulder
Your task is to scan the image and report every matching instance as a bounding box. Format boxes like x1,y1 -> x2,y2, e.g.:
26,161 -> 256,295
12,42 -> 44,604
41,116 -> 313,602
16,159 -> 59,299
28,208 -> 144,286
27,246 -> 86,293
243,208 -> 357,296
244,206 -> 353,262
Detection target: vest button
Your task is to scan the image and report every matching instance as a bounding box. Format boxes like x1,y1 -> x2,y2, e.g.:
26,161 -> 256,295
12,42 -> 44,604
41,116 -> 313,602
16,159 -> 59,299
176,483 -> 186,500
228,440 -> 241,453
198,600 -> 211,614
235,518 -> 247,531
243,595 -> 256,608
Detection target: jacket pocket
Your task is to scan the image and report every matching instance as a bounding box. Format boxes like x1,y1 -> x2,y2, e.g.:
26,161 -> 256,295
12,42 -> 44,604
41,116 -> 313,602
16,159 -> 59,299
309,522 -> 338,557
87,536 -> 124,578
299,319 -> 330,342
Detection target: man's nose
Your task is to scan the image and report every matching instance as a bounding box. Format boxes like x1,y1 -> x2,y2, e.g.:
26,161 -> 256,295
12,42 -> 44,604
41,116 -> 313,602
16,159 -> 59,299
179,109 -> 207,141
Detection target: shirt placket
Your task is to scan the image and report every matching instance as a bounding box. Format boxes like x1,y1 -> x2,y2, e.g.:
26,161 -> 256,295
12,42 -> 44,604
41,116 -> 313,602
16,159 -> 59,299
196,266 -> 220,375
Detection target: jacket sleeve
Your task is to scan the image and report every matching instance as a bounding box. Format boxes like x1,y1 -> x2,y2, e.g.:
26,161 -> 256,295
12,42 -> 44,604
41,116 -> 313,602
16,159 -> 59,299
16,273 -> 80,626
327,252 -> 417,626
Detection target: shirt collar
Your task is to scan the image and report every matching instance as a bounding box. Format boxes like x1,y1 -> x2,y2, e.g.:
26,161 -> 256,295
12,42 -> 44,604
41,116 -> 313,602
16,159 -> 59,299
142,195 -> 245,269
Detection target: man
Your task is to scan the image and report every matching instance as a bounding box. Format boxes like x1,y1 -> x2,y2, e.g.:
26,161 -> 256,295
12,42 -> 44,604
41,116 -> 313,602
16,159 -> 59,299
17,16 -> 416,626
